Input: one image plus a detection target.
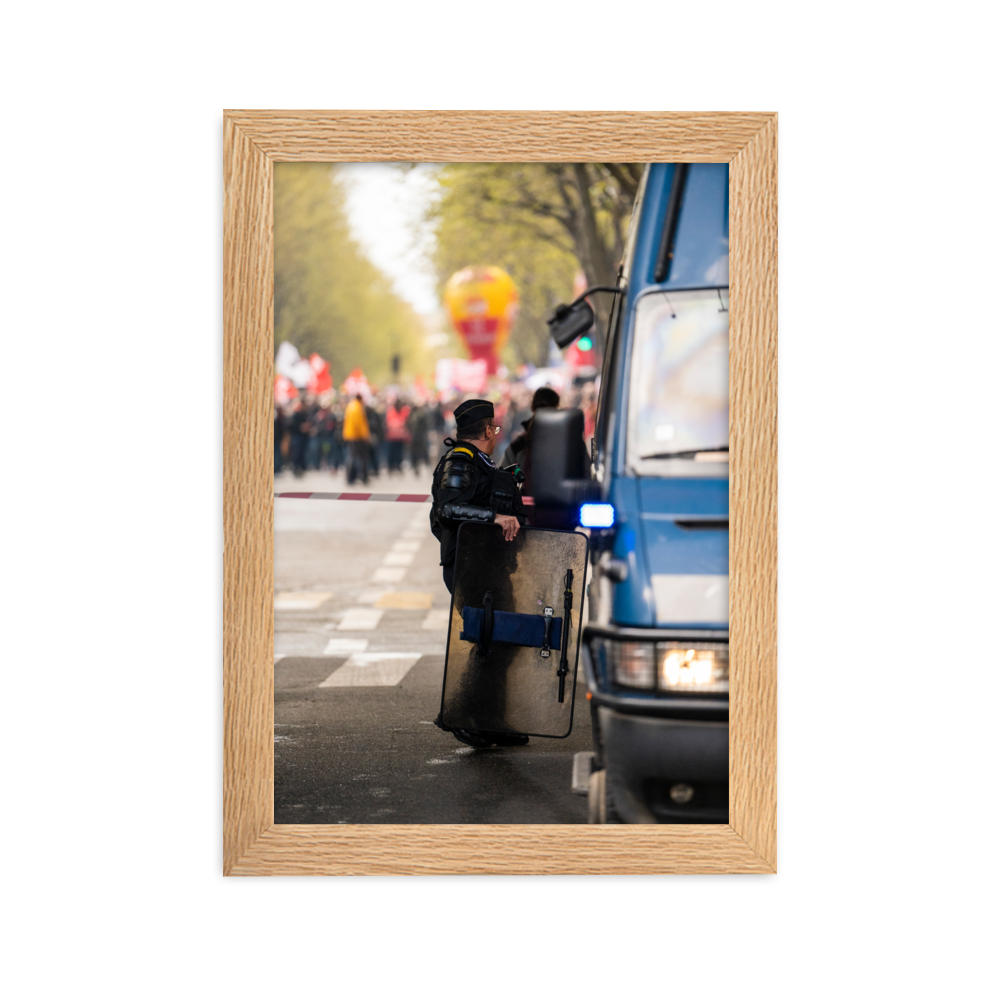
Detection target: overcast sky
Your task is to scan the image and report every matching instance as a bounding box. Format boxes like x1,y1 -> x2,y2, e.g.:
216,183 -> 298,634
338,163 -> 441,316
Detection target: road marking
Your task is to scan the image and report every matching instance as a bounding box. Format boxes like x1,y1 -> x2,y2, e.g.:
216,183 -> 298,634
391,540 -> 421,553
323,637 -> 370,654
400,529 -> 425,540
375,591 -> 433,609
421,608 -> 451,630
337,608 -> 384,630
382,551 -> 416,567
274,654 -> 286,664
319,652 -> 421,687
372,567 -> 406,583
356,588 -> 393,605
274,591 -> 333,610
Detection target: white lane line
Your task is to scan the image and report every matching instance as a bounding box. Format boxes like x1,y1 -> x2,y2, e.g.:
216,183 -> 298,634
319,652 -> 421,687
274,591 -> 333,610
274,654 -> 286,664
382,551 -> 416,567
337,608 -> 385,631
372,567 -> 406,583
356,587 -> 393,605
391,540 -> 421,553
400,529 -> 425,540
323,637 -> 370,654
421,609 -> 451,630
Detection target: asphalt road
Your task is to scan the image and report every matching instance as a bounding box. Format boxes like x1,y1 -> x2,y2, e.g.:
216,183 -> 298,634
274,462 -> 592,824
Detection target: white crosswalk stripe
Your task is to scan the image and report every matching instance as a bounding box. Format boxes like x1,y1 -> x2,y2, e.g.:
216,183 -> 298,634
382,551 -> 415,567
391,540 -> 421,553
323,637 -> 369,654
337,608 -> 384,630
356,588 -> 392,605
319,652 -> 421,687
372,566 -> 406,583
274,591 -> 332,610
275,483 -> 445,678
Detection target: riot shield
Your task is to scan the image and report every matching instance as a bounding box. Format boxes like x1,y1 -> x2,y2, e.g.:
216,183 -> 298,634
439,522 -> 589,738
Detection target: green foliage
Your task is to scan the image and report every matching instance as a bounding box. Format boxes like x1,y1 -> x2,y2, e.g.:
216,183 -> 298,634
429,163 -> 644,366
273,163 -> 430,386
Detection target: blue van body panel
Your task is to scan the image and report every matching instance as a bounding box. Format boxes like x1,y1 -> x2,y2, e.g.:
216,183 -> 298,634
637,477 -> 729,577
640,518 -> 728,577
608,477 -> 656,625
605,163 -> 730,630
629,163 -> 677,291
636,477 -> 728,517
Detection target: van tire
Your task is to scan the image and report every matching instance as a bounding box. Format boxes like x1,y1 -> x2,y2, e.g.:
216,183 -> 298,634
588,768 -> 620,824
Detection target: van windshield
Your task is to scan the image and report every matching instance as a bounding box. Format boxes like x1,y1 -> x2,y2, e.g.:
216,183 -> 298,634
626,289 -> 729,477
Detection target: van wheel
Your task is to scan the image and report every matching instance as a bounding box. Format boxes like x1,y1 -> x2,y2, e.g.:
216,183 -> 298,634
588,769 -> 620,824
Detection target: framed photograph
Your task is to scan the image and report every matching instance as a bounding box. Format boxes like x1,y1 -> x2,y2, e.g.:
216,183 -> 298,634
224,110 -> 777,875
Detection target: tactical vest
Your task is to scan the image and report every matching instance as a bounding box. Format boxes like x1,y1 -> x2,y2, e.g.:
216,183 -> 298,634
430,441 -> 520,542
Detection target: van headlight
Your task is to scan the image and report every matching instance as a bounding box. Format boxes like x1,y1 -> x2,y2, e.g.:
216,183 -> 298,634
590,638 -> 728,693
592,639 -> 656,688
658,645 -> 729,692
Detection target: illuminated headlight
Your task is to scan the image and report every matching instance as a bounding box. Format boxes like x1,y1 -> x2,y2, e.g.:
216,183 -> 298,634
579,503 -> 615,528
590,638 -> 728,693
658,643 -> 729,693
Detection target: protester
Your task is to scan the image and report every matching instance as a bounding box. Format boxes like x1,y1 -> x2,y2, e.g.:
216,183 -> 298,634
385,397 -> 412,473
342,393 -> 371,485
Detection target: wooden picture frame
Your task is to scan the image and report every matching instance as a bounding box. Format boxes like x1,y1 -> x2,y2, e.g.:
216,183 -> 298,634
223,110 -> 777,875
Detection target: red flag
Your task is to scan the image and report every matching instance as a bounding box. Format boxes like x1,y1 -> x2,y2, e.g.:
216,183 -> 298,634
274,375 -> 298,404
308,353 -> 332,394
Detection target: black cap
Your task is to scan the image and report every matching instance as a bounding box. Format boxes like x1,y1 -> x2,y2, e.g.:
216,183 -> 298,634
453,398 -> 494,429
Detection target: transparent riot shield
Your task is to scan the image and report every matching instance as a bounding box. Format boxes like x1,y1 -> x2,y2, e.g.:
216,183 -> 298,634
439,522 -> 589,738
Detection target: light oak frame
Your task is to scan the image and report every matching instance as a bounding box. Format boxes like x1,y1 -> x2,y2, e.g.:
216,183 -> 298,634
223,111 -> 777,875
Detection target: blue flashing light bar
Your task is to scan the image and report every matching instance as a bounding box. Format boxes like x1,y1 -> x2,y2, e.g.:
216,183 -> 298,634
579,503 -> 615,528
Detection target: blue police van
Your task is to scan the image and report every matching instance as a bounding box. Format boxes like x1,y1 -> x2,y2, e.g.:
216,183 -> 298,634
538,162 -> 730,823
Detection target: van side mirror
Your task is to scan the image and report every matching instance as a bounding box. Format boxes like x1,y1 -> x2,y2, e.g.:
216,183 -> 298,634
546,300 -> 594,348
531,408 -> 599,510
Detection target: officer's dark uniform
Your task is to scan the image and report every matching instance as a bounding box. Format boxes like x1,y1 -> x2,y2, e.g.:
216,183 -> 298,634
429,399 -> 526,595
429,399 -> 528,748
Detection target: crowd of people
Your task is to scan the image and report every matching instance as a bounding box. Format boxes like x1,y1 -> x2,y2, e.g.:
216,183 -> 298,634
274,380 -> 598,484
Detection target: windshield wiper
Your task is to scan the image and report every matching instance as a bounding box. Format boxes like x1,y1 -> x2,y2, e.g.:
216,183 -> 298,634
640,445 -> 729,460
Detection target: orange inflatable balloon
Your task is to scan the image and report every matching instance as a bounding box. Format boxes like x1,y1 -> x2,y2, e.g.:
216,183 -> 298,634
444,266 -> 518,375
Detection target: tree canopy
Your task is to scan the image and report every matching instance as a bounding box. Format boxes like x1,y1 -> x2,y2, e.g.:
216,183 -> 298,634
429,163 -> 644,366
273,163 -> 430,386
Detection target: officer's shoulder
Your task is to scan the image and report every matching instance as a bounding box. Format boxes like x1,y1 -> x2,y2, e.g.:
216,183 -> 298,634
445,444 -> 475,464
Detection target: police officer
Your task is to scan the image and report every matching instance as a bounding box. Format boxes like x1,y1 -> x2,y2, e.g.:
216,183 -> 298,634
430,399 -> 528,749
430,398 -> 525,595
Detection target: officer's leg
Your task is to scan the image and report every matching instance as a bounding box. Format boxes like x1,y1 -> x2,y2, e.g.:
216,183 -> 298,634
442,563 -> 455,594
